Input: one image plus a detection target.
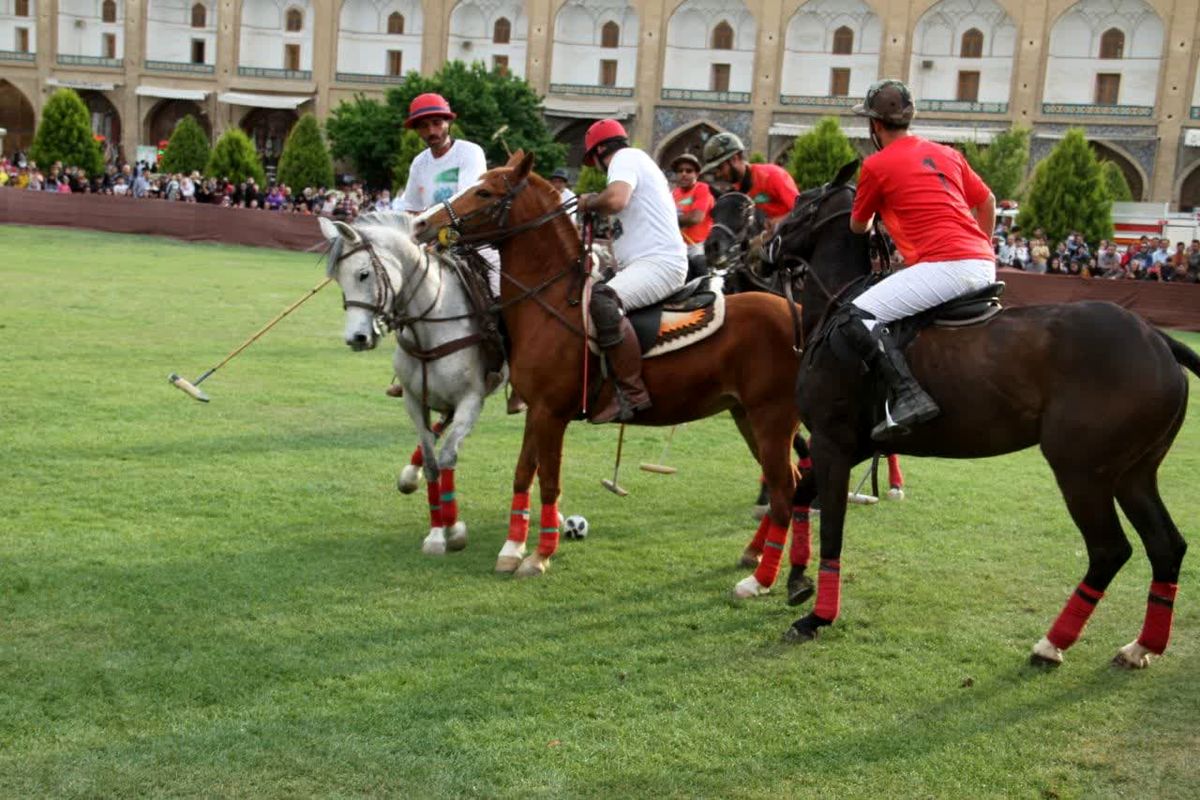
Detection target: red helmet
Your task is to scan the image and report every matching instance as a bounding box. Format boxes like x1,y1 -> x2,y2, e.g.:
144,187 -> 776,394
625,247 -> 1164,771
583,119 -> 629,166
405,93 -> 456,128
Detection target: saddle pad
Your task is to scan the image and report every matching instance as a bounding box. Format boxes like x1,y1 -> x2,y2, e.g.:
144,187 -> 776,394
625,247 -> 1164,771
587,291 -> 726,360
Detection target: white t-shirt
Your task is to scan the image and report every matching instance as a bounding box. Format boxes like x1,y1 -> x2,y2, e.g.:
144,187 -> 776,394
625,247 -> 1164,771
559,186 -> 576,205
401,139 -> 488,213
604,148 -> 687,268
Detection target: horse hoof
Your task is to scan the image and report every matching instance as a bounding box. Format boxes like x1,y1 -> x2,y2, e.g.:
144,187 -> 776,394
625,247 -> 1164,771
887,486 -> 905,501
732,575 -> 769,599
787,574 -> 815,607
397,465 -> 421,494
1112,640 -> 1155,670
495,555 -> 522,573
738,547 -> 762,569
421,527 -> 446,556
751,504 -> 768,521
445,521 -> 468,551
1029,636 -> 1063,667
514,554 -> 549,578
782,621 -> 818,644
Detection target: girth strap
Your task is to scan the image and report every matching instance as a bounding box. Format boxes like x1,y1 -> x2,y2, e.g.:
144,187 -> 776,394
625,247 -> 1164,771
397,332 -> 486,362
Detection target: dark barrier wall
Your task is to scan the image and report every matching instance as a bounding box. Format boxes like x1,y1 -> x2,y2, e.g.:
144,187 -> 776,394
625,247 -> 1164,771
0,186 -> 324,252
3,188 -> 1199,331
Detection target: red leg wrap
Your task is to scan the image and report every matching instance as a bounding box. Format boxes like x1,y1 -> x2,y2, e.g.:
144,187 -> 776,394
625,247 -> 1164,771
439,468 -> 457,528
537,503 -> 560,558
425,480 -> 442,528
814,559 -> 841,621
752,520 -> 789,587
1137,581 -> 1178,655
508,492 -> 531,543
789,506 -> 811,568
887,455 -> 903,489
1046,583 -> 1104,651
796,456 -> 813,473
409,444 -> 424,467
747,514 -> 771,553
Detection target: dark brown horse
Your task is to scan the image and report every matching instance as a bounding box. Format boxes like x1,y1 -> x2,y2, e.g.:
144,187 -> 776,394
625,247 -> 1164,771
412,152 -> 810,600
769,160 -> 1197,668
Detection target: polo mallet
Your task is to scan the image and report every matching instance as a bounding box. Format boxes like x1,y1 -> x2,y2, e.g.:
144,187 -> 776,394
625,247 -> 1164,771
601,424 -> 630,497
848,453 -> 881,505
491,124 -> 512,157
168,276 -> 333,402
640,425 -> 680,474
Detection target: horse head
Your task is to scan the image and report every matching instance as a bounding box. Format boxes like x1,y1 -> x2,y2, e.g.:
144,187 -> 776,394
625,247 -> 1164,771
704,191 -> 764,277
319,212 -> 422,351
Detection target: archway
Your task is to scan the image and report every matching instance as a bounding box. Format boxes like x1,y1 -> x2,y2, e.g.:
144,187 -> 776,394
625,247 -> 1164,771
1179,163 -> 1200,213
77,90 -> 122,163
0,80 -> 36,155
146,99 -> 212,148
1089,140 -> 1144,201
655,120 -> 721,171
552,118 -> 594,167
239,107 -> 298,174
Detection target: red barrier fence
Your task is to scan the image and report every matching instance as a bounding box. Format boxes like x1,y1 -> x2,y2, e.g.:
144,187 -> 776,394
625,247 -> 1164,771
3,188 -> 1198,331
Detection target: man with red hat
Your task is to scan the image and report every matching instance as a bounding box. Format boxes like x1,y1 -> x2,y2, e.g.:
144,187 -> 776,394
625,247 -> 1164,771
398,93 -> 489,216
577,119 -> 688,423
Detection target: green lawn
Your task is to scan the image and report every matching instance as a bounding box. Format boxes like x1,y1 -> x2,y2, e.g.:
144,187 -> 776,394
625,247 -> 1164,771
1,225 -> 1198,799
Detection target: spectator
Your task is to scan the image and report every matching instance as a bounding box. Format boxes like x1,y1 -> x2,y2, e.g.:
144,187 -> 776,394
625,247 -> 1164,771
1029,235 -> 1050,272
1098,242 -> 1124,278
1013,237 -> 1030,270
1187,240 -> 1200,283
1045,256 -> 1063,275
997,235 -> 1016,268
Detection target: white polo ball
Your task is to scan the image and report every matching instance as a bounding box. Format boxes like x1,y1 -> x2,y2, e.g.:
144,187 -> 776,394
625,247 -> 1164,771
563,515 -> 589,540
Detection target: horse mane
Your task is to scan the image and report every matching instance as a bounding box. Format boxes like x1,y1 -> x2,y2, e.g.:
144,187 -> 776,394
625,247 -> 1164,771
323,210 -> 420,278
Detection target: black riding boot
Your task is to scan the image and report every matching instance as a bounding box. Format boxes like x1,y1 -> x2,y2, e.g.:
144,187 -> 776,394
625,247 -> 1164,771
591,318 -> 651,424
839,307 -> 939,441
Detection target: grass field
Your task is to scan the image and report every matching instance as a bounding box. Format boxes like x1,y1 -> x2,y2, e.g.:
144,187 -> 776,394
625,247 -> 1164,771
1,225 -> 1198,799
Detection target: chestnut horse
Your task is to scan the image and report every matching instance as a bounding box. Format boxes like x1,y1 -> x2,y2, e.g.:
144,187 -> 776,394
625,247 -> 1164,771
413,152 -> 812,600
769,161 -> 1196,669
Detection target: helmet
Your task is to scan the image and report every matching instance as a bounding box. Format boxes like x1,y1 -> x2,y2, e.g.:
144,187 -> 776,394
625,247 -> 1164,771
853,80 -> 915,126
550,167 -> 571,181
670,153 -> 702,172
405,93 -> 456,128
700,132 -> 745,174
583,119 -> 629,167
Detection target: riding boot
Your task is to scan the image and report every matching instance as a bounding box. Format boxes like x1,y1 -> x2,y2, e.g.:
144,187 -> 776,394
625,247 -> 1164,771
591,318 -> 651,424
839,307 -> 939,440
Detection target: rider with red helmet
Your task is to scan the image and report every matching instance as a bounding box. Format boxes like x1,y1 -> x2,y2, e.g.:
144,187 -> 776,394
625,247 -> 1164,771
577,119 -> 688,423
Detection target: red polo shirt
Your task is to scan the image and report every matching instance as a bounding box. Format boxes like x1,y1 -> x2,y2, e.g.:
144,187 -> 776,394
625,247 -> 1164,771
745,163 -> 800,221
672,181 -> 715,245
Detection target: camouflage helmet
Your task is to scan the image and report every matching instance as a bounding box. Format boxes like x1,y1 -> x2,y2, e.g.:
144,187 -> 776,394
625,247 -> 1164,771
670,152 -> 702,172
853,80 -> 915,126
700,132 -> 745,174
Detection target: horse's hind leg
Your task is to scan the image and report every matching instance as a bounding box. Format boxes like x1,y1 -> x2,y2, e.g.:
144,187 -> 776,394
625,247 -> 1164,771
787,468 -> 817,607
1031,474 -> 1132,667
436,397 -> 484,553
730,407 -> 768,566
497,411 -> 540,574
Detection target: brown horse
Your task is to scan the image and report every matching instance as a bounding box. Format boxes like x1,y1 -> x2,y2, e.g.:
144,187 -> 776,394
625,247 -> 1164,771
413,151 -> 812,599
769,161 -> 1197,668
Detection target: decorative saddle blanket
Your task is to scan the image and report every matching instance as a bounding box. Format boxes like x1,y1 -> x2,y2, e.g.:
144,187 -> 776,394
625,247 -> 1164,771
587,277 -> 726,359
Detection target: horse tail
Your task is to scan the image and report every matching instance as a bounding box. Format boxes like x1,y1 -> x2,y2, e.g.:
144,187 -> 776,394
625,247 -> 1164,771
1157,329 -> 1200,378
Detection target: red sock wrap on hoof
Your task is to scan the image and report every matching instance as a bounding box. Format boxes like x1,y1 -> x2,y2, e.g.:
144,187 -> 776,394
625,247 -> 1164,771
747,515 -> 771,554
752,520 -> 789,587
1046,582 -> 1104,651
508,492 -> 531,544
425,480 -> 442,528
409,444 -> 424,467
1137,581 -> 1178,655
439,469 -> 457,527
814,559 -> 841,621
537,503 -> 560,558
887,454 -> 903,488
796,456 -> 813,474
789,506 -> 811,568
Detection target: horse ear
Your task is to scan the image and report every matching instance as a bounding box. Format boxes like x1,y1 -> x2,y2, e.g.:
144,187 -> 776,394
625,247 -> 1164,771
505,149 -> 525,167
318,216 -> 338,241
514,150 -> 535,179
833,159 -> 861,187
333,220 -> 360,243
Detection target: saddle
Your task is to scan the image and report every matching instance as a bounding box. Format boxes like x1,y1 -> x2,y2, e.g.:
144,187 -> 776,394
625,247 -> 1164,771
890,281 -> 1005,347
448,248 -> 508,384
587,276 -> 726,359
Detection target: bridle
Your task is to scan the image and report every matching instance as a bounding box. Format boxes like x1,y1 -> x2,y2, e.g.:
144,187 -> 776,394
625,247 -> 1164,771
707,192 -> 760,273
333,237 -> 438,334
766,182 -> 857,303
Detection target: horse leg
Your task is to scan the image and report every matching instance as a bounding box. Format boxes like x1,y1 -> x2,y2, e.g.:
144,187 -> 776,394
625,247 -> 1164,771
730,406 -> 768,566
435,398 -> 483,553
398,415 -> 448,494
401,396 -> 445,555
886,454 -> 905,500
497,411 -> 540,574
787,468 -> 818,607
1030,474 -> 1131,667
514,410 -> 568,579
734,413 -> 797,599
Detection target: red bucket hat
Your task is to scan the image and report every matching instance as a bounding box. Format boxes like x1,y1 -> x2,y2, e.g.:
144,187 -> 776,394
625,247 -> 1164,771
406,93 -> 456,128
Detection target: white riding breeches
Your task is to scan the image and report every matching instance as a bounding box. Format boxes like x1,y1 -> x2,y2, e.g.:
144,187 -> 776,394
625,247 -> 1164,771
852,258 -> 996,324
606,256 -> 689,311
686,242 -> 704,259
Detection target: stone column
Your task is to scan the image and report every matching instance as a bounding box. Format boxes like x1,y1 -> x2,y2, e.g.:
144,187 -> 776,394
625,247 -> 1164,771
311,0 -> 338,119
525,0 -> 552,95
1009,0 -> 1049,127
120,0 -> 142,158
214,0 -> 240,137
422,0 -> 448,75
877,0 -> 912,82
750,0 -> 783,157
1149,0 -> 1199,204
633,0 -> 667,147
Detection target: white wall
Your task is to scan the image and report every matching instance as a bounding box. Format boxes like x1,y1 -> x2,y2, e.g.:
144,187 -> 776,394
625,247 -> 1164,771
663,0 -> 756,95
146,0 -> 216,64
0,0 -> 37,54
781,0 -> 880,98
239,0 -> 314,71
1043,0 -> 1163,106
336,0 -> 422,75
448,1 -> 527,79
908,0 -> 1016,105
550,0 -> 638,88
58,0 -> 123,59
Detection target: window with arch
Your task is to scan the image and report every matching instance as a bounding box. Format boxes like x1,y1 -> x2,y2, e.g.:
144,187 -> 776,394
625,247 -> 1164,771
960,28 -> 983,58
712,21 -> 733,50
1099,28 -> 1124,59
493,17 -> 511,44
388,12 -> 404,35
15,0 -> 30,17
285,7 -> 303,32
601,20 -> 619,48
191,3 -> 206,28
832,26 -> 853,56
101,0 -> 117,23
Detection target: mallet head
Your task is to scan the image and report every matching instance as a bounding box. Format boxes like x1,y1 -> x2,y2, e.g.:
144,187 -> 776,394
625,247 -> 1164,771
168,373 -> 210,402
601,478 -> 629,497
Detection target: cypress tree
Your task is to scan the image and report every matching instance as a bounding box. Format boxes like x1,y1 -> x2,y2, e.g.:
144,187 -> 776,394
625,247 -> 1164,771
959,126 -> 1030,202
391,128 -> 427,192
159,115 -> 210,175
787,116 -> 859,191
1100,160 -> 1133,202
205,128 -> 266,185
30,88 -> 104,176
1019,129 -> 1111,245
276,113 -> 334,190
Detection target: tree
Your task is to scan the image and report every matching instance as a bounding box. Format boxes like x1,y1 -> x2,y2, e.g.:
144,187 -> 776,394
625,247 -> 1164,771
1100,160 -> 1133,202
206,128 -> 266,185
276,113 -> 334,190
575,165 -> 607,194
30,88 -> 104,175
159,115 -> 210,174
390,129 -> 426,192
959,126 -> 1030,202
326,93 -> 402,189
1018,129 -> 1111,245
787,116 -> 859,191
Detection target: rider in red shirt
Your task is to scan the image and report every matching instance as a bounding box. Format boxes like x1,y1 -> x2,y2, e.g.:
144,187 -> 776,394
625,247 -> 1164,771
841,80 -> 997,440
700,132 -> 799,228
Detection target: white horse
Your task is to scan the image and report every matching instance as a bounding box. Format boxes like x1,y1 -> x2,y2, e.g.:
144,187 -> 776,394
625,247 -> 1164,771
319,212 -> 512,559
